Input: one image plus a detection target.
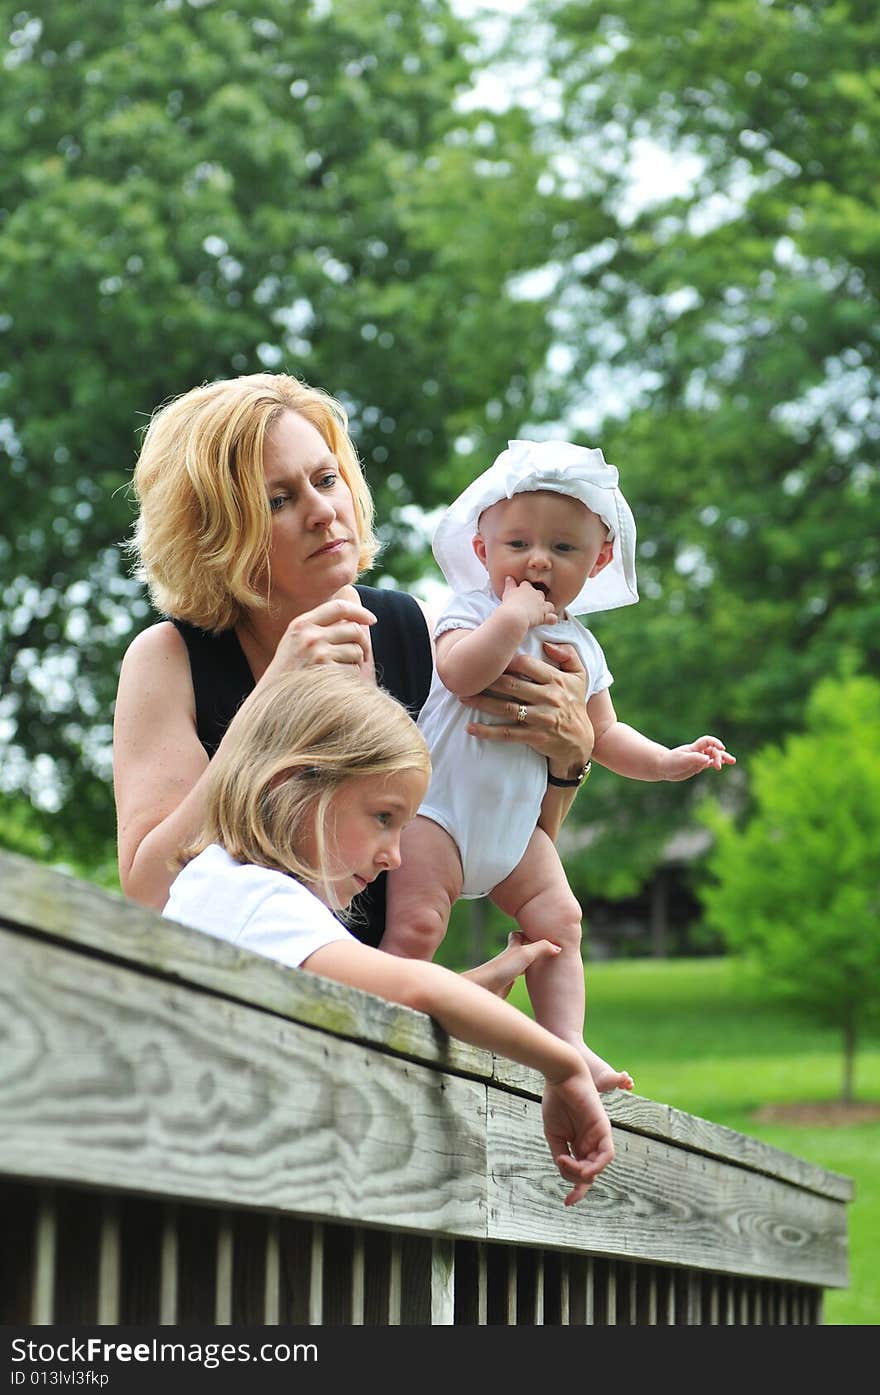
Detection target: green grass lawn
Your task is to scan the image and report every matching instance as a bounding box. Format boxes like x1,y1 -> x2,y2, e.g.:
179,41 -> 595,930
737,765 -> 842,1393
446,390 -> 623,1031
507,956 -> 880,1326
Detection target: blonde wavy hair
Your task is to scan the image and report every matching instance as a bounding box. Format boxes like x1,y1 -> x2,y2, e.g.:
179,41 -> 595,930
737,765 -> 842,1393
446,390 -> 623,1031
129,373 -> 379,631
182,668 -> 430,913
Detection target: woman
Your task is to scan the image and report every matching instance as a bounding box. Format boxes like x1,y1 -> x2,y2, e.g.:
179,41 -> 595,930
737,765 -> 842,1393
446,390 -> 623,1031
113,372 -> 594,958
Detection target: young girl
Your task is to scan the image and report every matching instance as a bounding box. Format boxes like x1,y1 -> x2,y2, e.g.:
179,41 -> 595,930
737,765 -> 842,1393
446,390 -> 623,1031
382,439 -> 736,1091
162,665 -> 615,1206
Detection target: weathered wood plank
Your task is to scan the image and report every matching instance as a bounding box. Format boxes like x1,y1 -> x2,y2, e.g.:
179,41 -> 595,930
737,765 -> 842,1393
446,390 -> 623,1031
493,1064 -> 852,1203
0,851 -> 491,1079
0,929 -> 488,1236
0,852 -> 853,1205
485,1094 -> 849,1287
430,1238 -> 455,1324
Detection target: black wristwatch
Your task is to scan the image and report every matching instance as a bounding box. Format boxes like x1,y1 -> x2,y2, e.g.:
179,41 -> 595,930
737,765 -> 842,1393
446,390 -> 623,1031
547,760 -> 592,788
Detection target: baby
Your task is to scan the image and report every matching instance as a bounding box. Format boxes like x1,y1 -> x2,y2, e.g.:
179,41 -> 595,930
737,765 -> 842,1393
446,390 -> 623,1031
383,439 -> 735,1090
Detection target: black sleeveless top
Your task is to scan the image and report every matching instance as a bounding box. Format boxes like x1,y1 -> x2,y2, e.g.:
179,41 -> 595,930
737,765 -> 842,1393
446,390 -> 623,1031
172,585 -> 432,948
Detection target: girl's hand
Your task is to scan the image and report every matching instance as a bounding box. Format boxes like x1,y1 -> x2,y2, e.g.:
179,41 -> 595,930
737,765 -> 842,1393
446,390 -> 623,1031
461,640 -> 593,776
462,931 -> 561,999
660,735 -> 736,782
266,597 -> 377,676
542,1068 -> 615,1206
500,576 -> 558,629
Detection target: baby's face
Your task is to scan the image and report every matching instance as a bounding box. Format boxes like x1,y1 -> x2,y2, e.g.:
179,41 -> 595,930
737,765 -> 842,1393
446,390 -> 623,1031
473,491 -> 613,616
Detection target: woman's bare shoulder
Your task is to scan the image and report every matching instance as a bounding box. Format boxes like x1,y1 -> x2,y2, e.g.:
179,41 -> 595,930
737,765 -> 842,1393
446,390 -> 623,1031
120,619 -> 187,669
117,621 -> 193,708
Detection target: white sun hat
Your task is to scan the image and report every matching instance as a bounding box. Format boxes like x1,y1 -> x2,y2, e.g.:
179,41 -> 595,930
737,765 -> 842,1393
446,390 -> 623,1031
432,439 -> 639,616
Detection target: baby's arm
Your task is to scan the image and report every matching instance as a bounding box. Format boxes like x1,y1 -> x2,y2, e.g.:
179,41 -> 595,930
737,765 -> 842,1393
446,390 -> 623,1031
437,579 -> 557,697
588,689 -> 736,782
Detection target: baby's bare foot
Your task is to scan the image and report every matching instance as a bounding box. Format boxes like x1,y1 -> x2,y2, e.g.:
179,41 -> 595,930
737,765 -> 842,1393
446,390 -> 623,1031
581,1044 -> 634,1093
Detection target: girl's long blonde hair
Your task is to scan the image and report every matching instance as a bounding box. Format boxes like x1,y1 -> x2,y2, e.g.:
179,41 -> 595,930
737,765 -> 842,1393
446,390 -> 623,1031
182,668 -> 430,910
129,373 -> 379,631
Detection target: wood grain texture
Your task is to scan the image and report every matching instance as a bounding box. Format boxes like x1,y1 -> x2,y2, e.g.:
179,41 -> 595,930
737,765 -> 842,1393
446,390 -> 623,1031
0,850 -> 489,1082
0,928 -> 488,1236
0,850 -> 853,1205
0,853 -> 855,1301
492,1063 -> 853,1203
485,1093 -> 849,1287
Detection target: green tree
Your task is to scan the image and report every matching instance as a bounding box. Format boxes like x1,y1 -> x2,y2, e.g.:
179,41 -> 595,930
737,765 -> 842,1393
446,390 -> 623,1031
700,673 -> 880,1103
509,0 -> 880,904
0,0 -> 554,866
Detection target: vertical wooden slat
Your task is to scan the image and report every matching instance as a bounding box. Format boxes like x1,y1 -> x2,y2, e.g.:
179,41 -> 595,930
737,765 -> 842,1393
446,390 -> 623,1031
214,1214 -> 234,1325
349,1230 -> 365,1326
686,1273 -> 701,1324
97,1197 -> 120,1324
708,1275 -> 720,1325
559,1256 -> 570,1326
158,1204 -> 178,1325
738,1282 -> 749,1325
506,1250 -> 518,1325
628,1265 -> 638,1325
754,1281 -> 764,1325
605,1260 -> 616,1325
430,1238 -> 455,1325
386,1232 -> 401,1325
779,1285 -> 789,1325
585,1257 -> 595,1325
263,1217 -> 280,1325
664,1269 -> 675,1325
308,1222 -> 324,1325
476,1242 -> 488,1325
725,1278 -> 735,1325
533,1251 -> 544,1325
32,1189 -> 56,1325
647,1268 -> 659,1325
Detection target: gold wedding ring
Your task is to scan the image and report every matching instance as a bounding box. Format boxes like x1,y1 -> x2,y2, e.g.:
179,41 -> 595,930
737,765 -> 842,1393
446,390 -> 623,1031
516,704 -> 528,725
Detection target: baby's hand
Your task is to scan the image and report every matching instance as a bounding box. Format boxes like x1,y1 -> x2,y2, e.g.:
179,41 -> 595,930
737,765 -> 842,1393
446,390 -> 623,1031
500,576 -> 558,628
661,735 -> 736,782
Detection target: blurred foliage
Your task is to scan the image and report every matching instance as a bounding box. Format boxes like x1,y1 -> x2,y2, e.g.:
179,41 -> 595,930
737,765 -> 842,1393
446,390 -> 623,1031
0,0 -> 557,863
701,673 -> 880,1101
1,0 -> 877,921
516,0 -> 880,895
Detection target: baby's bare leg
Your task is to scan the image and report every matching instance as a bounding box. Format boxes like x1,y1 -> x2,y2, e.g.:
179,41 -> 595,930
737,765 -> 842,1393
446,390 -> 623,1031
492,830 -> 633,1093
381,816 -> 463,960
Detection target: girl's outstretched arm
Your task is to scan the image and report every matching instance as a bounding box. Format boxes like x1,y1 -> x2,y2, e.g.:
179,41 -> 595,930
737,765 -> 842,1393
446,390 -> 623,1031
303,940 -> 614,1204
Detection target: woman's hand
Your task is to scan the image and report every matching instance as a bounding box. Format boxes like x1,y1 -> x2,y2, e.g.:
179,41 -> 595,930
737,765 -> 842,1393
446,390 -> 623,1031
460,640 -> 593,778
266,596 -> 377,676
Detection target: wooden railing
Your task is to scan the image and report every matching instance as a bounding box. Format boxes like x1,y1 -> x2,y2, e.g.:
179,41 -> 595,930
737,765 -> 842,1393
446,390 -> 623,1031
0,850 -> 852,1325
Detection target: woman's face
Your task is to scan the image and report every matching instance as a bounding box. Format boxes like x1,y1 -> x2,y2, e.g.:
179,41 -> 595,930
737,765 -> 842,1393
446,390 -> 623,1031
261,410 -> 360,611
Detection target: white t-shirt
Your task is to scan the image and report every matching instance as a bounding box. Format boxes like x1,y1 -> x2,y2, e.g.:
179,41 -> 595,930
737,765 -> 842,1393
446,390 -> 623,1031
162,843 -> 355,968
417,584 -> 612,897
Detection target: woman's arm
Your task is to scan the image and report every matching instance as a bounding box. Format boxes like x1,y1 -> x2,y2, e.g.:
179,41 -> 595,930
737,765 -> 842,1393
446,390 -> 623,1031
113,623 -> 215,910
303,939 -> 614,1205
114,597 -> 380,910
